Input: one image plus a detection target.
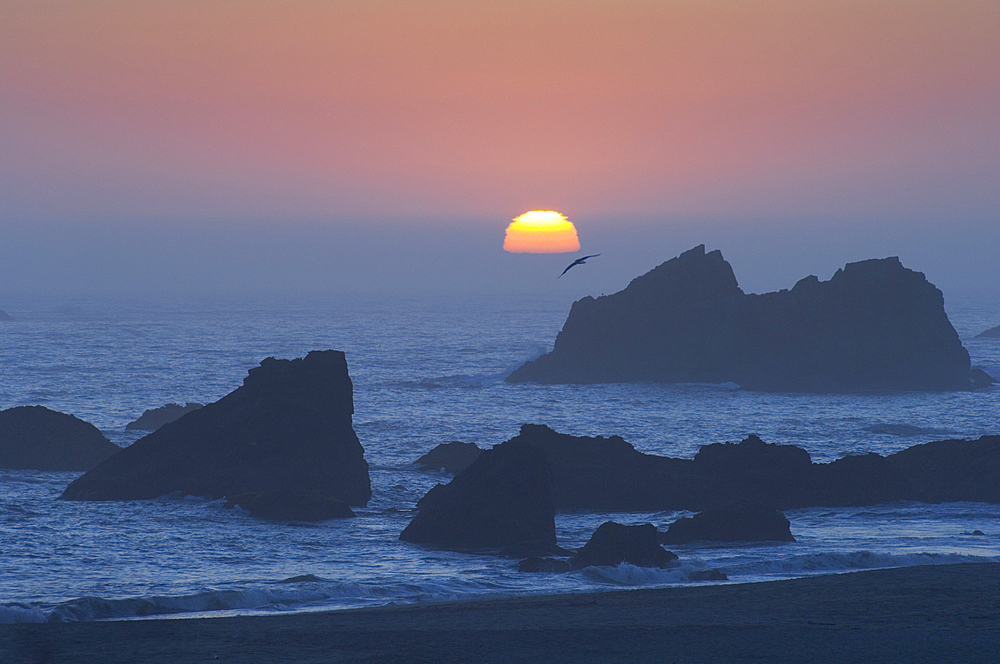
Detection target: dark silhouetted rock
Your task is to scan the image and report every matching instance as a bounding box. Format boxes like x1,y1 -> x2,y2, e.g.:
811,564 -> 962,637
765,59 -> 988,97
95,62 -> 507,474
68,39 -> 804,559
977,324 -> 1000,338
414,441 -> 482,475
660,505 -> 795,544
0,406 -> 120,471
688,435 -> 814,508
970,367 -> 996,389
279,574 -> 323,583
224,490 -> 355,521
518,557 -> 572,573
60,351 -> 371,505
570,522 -> 678,569
500,424 -> 689,511
0,309 -> 13,321
885,436 -> 1000,504
508,245 -> 982,392
399,438 -> 556,552
126,403 -> 203,431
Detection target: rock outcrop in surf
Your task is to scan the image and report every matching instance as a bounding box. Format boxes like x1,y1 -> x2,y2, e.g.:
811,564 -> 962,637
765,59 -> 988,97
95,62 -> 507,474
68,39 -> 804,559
0,406 -> 120,471
61,351 -> 371,505
400,437 -> 556,552
660,505 -> 795,544
508,245 -> 982,392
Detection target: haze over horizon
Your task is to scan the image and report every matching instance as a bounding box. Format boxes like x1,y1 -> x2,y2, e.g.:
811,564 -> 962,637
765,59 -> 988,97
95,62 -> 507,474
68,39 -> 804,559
2,1 -> 997,301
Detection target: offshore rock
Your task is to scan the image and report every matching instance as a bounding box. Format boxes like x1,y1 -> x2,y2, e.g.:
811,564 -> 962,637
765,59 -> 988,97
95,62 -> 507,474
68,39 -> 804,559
569,522 -> 678,570
61,351 -> 371,505
660,505 -> 795,544
126,402 -> 203,431
508,245 -> 979,392
454,426 -> 1000,512
0,406 -> 120,471
0,309 -> 13,321
224,490 -> 355,521
976,324 -> 1000,338
414,441 -> 483,475
399,438 -> 556,552
886,436 -> 1000,503
503,424 -> 688,511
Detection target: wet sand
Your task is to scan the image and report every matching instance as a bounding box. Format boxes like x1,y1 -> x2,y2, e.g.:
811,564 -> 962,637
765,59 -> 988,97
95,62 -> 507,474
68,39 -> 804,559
3,563 -> 999,663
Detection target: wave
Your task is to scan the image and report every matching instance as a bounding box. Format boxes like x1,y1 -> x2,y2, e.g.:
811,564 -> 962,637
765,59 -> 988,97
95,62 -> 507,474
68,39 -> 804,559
1,577 -> 508,624
863,423 -> 956,437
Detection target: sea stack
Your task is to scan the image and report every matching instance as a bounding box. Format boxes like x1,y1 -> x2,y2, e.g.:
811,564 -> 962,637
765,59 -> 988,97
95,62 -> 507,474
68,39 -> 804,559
0,406 -> 120,471
61,350 -> 371,505
508,245 -> 980,392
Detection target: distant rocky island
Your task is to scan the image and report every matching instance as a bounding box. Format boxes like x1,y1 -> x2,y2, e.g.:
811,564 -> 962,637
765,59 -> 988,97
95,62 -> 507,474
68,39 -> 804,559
977,324 -> 1000,338
508,245 -> 991,392
126,402 -> 203,431
0,309 -> 13,321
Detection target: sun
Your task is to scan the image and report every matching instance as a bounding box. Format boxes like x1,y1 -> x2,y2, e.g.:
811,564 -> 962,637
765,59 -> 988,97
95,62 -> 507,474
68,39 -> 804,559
503,211 -> 581,253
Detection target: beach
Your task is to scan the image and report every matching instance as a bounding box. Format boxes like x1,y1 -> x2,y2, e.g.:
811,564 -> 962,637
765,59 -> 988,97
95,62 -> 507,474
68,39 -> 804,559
3,563 -> 998,663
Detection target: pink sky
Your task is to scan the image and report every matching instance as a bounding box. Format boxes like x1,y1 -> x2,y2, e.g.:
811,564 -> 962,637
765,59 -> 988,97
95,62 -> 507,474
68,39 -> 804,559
1,1 -> 998,296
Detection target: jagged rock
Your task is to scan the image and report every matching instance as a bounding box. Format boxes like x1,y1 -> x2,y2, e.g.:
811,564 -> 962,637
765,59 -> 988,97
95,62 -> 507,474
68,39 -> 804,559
224,490 -> 355,521
0,309 -> 13,321
0,406 -> 120,471
414,441 -> 482,475
660,505 -> 795,544
976,324 -> 1000,338
399,438 -> 556,552
569,522 -> 678,569
126,403 -> 203,431
508,245 -> 983,392
60,351 -> 371,505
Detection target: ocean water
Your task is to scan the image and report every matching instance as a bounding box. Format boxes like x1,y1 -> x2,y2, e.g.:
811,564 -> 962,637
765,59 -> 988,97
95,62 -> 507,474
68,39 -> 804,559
1,291 -> 999,623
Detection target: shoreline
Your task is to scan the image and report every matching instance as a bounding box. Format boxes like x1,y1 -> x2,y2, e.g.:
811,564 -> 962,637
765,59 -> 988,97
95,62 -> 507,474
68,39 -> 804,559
4,563 -> 999,663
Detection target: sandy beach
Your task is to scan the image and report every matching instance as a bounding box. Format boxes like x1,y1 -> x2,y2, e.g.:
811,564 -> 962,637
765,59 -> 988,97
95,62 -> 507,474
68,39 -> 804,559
3,563 -> 999,663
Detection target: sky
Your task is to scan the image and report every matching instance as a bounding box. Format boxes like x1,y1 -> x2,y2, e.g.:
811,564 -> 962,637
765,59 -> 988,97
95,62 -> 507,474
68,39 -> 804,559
1,0 -> 998,301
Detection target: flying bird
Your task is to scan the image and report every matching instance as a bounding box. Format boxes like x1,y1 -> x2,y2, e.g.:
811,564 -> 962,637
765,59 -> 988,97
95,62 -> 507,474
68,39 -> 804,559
559,254 -> 601,278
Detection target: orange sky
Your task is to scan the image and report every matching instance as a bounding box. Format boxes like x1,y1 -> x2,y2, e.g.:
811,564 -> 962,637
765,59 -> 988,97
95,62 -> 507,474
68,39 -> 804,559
2,0 -> 998,223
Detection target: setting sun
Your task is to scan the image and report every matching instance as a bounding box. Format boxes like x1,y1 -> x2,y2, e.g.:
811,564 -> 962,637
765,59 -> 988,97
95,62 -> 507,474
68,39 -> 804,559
503,211 -> 581,253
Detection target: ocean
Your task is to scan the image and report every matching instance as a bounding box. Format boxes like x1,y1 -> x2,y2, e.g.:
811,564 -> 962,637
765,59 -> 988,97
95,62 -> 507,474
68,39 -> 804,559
2,290 -> 999,622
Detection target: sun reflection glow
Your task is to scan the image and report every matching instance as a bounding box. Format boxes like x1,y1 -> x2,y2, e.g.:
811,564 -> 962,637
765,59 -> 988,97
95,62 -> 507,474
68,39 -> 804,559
503,210 -> 581,253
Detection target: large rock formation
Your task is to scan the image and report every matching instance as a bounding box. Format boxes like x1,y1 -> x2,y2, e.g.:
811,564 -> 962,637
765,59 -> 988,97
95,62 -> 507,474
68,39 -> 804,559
400,438 -> 556,552
508,245 -> 981,392
126,403 -> 203,431
0,406 -> 120,471
448,425 -> 1000,512
61,351 -> 371,505
0,309 -> 13,321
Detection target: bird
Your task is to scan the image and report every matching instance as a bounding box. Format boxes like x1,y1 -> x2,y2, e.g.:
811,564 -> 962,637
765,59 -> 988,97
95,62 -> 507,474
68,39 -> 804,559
559,254 -> 601,278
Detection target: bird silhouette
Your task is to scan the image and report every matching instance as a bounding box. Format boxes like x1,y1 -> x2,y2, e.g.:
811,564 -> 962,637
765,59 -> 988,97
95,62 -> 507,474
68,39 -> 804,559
559,254 -> 601,278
